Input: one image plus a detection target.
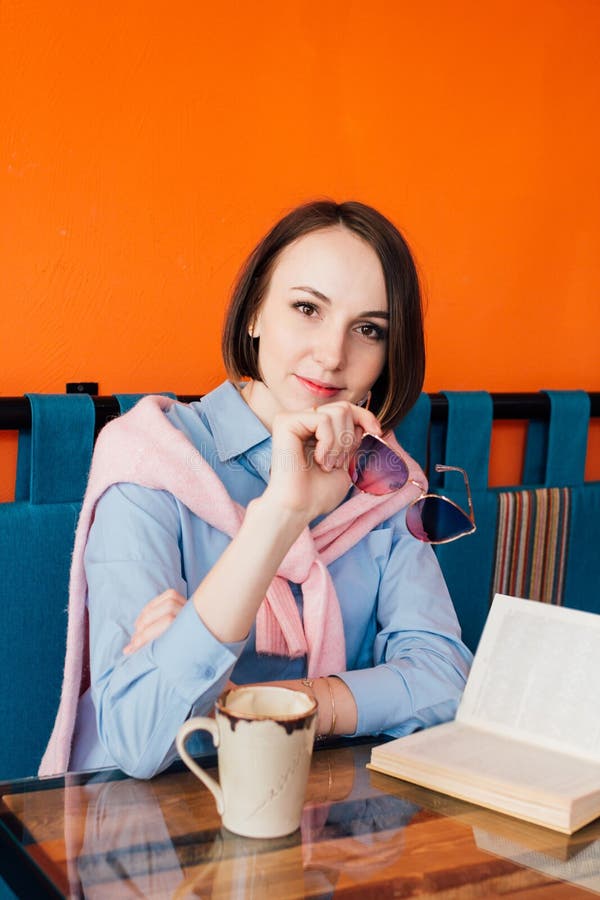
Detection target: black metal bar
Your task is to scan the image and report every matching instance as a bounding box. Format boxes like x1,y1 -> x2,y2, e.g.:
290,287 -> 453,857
428,392 -> 600,422
0,392 -> 599,431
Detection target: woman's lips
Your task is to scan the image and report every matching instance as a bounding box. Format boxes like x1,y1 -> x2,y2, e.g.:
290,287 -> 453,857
295,375 -> 342,399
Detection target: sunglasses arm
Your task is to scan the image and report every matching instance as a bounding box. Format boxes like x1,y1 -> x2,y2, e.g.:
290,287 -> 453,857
434,464 -> 475,524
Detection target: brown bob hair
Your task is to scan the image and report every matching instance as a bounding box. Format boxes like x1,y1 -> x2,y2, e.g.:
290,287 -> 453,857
222,200 -> 425,432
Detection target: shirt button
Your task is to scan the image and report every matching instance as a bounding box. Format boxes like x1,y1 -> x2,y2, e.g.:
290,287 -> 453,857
204,666 -> 216,680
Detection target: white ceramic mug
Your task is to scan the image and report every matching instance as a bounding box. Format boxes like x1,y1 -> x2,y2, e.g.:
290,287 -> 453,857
176,685 -> 318,838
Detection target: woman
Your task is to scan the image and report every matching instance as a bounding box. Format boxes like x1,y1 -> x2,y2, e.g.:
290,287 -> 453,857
41,200 -> 472,779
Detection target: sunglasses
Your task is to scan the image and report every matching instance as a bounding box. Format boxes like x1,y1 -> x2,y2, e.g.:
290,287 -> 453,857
348,433 -> 476,544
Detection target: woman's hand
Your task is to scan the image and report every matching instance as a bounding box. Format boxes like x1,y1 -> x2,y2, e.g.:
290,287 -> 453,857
123,588 -> 186,655
265,401 -> 382,522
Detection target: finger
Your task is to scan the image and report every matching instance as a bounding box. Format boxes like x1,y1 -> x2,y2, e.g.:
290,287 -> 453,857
124,611 -> 181,654
329,401 -> 382,437
135,598 -> 185,634
271,404 -> 381,473
334,405 -> 361,463
135,601 -> 184,633
134,590 -> 186,630
141,587 -> 185,612
313,403 -> 367,468
312,416 -> 337,470
329,416 -> 362,469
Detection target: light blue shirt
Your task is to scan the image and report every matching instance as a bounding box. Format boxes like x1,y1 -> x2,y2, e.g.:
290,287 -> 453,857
70,381 -> 472,779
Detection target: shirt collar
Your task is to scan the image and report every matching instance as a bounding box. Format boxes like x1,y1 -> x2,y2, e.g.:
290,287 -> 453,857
200,381 -> 271,463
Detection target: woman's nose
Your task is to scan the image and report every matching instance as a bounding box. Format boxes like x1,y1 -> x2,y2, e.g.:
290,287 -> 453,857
312,328 -> 346,371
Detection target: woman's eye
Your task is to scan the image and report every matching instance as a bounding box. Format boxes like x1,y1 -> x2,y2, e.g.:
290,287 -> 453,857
292,301 -> 318,317
357,323 -> 385,341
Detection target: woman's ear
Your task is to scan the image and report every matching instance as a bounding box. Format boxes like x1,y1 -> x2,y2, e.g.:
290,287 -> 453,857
248,313 -> 261,338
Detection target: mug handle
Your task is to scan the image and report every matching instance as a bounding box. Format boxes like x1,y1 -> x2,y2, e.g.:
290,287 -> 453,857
176,717 -> 225,815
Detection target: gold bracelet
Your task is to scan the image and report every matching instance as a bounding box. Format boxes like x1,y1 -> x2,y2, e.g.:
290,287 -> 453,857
325,676 -> 336,738
302,679 -> 324,739
300,678 -> 325,741
301,678 -> 315,696
302,677 -> 334,740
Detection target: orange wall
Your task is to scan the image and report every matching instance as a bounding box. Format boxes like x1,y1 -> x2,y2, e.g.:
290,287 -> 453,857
1,0 -> 599,500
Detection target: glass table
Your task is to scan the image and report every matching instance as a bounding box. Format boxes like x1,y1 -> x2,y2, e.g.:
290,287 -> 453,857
1,739 -> 600,897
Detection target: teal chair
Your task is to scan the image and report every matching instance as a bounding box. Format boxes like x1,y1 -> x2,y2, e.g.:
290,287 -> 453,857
0,394 -> 96,781
0,391 -> 177,782
0,393 -> 181,897
426,390 -> 598,652
0,395 -> 94,898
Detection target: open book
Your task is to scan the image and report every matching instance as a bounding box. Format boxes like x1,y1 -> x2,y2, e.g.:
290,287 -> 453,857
368,593 -> 600,834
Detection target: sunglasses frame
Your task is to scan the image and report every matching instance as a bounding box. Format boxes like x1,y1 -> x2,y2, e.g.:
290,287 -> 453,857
407,464 -> 477,545
350,434 -> 476,544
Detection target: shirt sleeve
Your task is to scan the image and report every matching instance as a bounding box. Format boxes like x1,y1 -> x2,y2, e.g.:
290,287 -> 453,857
84,482 -> 246,779
335,512 -> 473,738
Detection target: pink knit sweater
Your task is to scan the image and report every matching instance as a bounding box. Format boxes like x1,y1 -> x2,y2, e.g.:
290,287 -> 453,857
40,396 -> 426,776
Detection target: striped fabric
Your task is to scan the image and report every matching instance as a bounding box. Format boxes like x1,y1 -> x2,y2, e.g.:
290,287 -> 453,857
492,488 -> 571,606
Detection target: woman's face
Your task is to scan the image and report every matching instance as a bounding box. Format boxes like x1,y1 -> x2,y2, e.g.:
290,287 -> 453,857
244,225 -> 388,429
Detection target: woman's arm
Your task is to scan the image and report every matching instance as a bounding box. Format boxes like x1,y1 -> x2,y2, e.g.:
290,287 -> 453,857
84,484 -> 245,778
123,507 -> 471,746
187,402 -> 378,645
126,589 -> 356,736
85,402 -> 380,776
336,529 -> 473,738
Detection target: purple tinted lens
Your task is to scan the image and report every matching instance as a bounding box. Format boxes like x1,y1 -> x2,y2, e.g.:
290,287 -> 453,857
406,496 -> 473,543
349,434 -> 409,496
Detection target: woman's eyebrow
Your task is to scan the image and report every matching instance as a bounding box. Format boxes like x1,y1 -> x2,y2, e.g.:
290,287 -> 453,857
291,285 -> 331,302
359,310 -> 390,320
291,285 -> 389,319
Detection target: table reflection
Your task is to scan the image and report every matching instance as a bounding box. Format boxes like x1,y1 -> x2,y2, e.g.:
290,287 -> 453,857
72,745 -> 420,898
5,741 -> 600,897
474,829 -> 600,896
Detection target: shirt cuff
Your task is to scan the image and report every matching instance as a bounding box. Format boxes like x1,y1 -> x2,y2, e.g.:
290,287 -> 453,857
336,665 -> 411,737
149,601 -> 247,704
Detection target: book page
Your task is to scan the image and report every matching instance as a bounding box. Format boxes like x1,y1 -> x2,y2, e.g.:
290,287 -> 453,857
457,594 -> 600,760
373,722 -> 600,802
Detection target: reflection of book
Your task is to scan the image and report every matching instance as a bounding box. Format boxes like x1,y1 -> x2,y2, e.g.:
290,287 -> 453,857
474,829 -> 600,895
368,594 -> 600,834
368,770 -> 600,861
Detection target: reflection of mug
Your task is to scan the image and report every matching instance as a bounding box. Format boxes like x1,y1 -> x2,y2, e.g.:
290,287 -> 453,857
176,685 -> 318,838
